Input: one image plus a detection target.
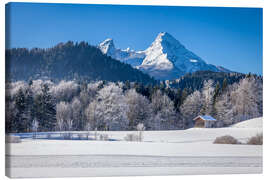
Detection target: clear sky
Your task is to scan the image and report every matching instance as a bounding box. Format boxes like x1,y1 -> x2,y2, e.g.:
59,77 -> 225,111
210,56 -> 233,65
6,3 -> 262,75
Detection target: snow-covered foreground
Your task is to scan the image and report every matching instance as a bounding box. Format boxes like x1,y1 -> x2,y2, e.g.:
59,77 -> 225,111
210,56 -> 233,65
6,118 -> 263,178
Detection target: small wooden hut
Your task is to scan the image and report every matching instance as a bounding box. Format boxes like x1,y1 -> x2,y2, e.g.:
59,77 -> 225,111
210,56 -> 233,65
193,115 -> 216,128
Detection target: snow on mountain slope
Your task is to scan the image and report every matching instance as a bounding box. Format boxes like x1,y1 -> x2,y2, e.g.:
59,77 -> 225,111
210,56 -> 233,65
138,32 -> 221,79
98,32 -> 230,80
98,39 -> 145,66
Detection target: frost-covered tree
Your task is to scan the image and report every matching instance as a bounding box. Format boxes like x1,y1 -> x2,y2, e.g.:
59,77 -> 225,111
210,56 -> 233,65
151,90 -> 178,130
9,81 -> 28,98
31,79 -> 53,96
32,119 -> 39,139
125,89 -> 152,130
71,97 -> 83,130
180,90 -> 203,128
200,80 -> 215,115
85,100 -> 99,130
231,77 -> 262,122
95,83 -> 128,130
34,84 -> 57,131
56,101 -> 73,131
215,90 -> 234,126
56,101 -> 69,131
14,89 -> 28,132
137,123 -> 145,141
215,76 -> 263,126
50,80 -> 79,102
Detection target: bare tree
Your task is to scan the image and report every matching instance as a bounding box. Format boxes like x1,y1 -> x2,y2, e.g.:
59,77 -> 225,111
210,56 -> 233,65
137,123 -> 145,142
151,90 -> 177,130
31,119 -> 39,139
125,89 -> 151,130
180,90 -> 203,128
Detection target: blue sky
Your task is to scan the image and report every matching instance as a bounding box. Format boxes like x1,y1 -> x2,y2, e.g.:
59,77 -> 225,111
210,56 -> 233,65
6,3 -> 262,75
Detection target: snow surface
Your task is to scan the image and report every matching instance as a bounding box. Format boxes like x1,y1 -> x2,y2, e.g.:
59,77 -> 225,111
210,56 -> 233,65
98,32 -> 230,80
6,117 -> 262,178
232,117 -> 262,128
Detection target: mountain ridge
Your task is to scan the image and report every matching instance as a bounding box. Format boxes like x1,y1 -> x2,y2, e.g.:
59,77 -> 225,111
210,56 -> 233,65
98,32 -> 231,80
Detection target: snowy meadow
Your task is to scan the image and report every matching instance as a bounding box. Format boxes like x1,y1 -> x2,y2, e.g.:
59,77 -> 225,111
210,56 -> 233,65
6,118 -> 262,178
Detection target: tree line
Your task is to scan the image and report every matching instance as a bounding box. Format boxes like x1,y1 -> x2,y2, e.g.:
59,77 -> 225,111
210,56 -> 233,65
6,74 -> 262,133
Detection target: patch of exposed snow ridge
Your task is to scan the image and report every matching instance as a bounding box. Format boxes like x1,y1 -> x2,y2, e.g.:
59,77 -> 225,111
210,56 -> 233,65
98,32 -> 230,80
98,38 -> 145,66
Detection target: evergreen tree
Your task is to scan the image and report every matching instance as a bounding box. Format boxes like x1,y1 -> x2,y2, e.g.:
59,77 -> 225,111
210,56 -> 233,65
34,84 -> 56,131
222,78 -> 228,92
14,89 -> 28,132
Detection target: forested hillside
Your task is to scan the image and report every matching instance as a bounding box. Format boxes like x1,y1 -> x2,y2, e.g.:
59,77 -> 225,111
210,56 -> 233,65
6,41 -> 157,84
169,71 -> 246,91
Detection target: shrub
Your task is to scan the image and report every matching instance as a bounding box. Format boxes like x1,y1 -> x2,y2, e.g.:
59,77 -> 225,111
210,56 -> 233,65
78,133 -> 85,140
99,134 -> 109,141
62,132 -> 72,140
124,133 -> 140,142
46,133 -> 52,139
247,133 -> 263,145
5,135 -> 21,143
213,135 -> 240,144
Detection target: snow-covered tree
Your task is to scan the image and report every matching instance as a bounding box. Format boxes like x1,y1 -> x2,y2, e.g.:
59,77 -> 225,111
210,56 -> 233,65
95,83 -> 128,130
215,90 -> 234,126
215,76 -> 263,126
31,79 -> 53,96
71,97 -> 83,130
137,123 -> 145,142
32,119 -> 39,139
151,90 -> 178,130
125,89 -> 152,130
231,77 -> 261,122
180,90 -> 203,128
56,101 -> 72,131
201,80 -> 215,115
50,80 -> 79,102
85,100 -> 99,130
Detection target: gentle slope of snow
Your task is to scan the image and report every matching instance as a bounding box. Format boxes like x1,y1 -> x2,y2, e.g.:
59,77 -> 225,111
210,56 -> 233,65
232,117 -> 262,128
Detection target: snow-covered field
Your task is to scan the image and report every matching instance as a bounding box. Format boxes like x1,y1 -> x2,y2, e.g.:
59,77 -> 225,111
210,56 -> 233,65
6,117 -> 263,178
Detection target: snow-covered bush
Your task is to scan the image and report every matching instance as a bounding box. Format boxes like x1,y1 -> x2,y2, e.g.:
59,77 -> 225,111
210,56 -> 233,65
99,134 -> 109,141
247,133 -> 263,145
5,135 -> 21,143
46,133 -> 52,139
213,135 -> 240,144
78,133 -> 85,140
137,123 -> 145,142
124,133 -> 140,142
62,132 -> 72,140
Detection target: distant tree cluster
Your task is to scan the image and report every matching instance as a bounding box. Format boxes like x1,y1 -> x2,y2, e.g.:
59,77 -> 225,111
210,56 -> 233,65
6,73 -> 262,133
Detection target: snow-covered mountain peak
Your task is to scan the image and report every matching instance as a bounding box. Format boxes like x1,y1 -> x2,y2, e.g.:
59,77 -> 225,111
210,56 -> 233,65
156,32 -> 182,45
98,32 -> 231,80
98,38 -> 145,66
98,38 -> 115,55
